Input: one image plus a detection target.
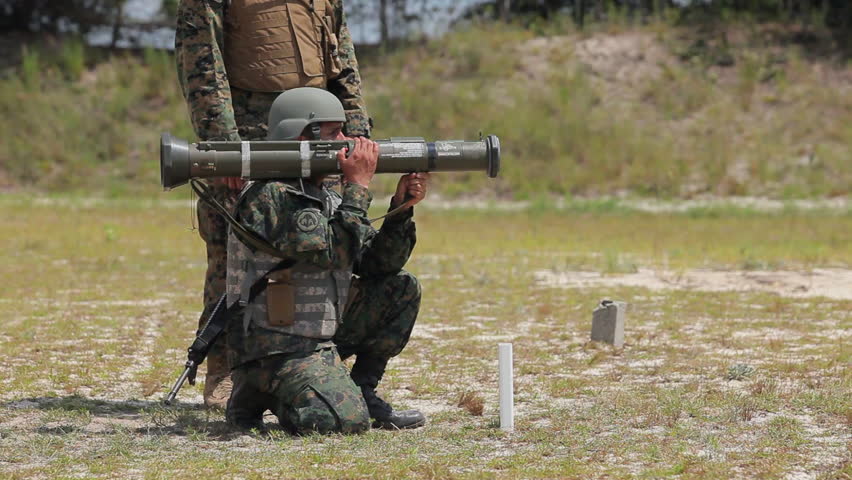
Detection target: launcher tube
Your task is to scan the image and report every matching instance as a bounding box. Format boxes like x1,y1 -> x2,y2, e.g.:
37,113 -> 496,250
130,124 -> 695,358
160,133 -> 500,190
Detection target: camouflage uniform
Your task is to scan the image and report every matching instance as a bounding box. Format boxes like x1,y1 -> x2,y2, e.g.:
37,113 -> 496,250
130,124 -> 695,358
225,180 -> 419,434
175,0 -> 370,143
174,0 -> 371,403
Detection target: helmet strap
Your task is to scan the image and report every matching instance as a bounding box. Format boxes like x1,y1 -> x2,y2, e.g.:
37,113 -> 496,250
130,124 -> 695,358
310,123 -> 322,140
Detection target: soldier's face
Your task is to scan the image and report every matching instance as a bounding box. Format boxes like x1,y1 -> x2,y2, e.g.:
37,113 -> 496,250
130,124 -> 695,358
318,122 -> 345,141
308,121 -> 346,185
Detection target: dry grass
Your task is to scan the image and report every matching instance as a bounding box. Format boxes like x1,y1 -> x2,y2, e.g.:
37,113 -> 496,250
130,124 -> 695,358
2,23 -> 851,199
457,391 -> 485,417
0,195 -> 849,479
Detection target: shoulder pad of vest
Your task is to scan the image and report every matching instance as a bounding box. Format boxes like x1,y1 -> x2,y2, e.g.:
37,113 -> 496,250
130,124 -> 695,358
273,180 -> 325,206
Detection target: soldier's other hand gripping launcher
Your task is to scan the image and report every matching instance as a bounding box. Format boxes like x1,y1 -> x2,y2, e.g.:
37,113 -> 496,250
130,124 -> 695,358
160,133 -> 501,189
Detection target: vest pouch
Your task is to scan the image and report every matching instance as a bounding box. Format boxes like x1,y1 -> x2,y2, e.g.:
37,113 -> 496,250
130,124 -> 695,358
287,2 -> 325,79
322,15 -> 343,79
267,279 -> 296,327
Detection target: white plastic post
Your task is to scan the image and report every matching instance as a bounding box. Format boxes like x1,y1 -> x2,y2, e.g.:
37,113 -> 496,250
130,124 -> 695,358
498,343 -> 514,431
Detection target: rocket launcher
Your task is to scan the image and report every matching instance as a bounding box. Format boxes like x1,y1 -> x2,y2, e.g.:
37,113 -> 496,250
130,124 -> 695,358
159,133 -> 500,190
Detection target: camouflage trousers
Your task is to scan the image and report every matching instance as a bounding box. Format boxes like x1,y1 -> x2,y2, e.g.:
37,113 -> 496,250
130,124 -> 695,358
231,87 -> 279,141
227,271 -> 420,433
227,347 -> 370,434
335,270 -> 421,360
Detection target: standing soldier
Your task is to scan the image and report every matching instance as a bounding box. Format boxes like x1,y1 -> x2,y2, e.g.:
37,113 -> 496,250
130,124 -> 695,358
174,0 -> 371,408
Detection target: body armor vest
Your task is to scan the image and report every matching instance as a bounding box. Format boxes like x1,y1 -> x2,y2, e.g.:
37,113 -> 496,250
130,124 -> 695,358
224,0 -> 343,92
226,182 -> 352,339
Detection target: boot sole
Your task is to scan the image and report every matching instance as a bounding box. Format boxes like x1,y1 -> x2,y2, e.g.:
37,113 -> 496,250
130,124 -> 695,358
372,418 -> 427,430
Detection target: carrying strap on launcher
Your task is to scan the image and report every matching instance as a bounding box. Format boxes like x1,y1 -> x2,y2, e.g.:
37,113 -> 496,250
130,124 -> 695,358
190,179 -> 296,260
191,179 -> 297,311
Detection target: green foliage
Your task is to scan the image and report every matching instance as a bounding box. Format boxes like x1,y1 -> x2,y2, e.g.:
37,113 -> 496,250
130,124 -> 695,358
0,0 -> 126,34
161,0 -> 179,19
142,47 -> 175,99
19,45 -> 41,91
365,22 -> 851,198
59,38 -> 86,81
455,0 -> 851,34
0,40 -> 189,194
1,21 -> 851,198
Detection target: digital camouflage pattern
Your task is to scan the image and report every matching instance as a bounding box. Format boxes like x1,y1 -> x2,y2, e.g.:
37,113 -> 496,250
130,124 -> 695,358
235,181 -> 375,273
335,271 -> 420,360
174,0 -> 371,141
175,0 -> 371,386
226,180 -> 418,367
227,347 -> 370,434
224,178 -> 420,432
225,182 -> 352,343
225,271 -> 420,384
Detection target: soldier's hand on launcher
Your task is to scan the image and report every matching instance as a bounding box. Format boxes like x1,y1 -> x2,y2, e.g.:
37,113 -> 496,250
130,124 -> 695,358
339,136 -> 379,188
393,172 -> 430,208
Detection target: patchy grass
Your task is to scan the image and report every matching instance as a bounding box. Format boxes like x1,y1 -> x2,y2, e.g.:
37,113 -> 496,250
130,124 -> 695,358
363,22 -> 852,198
2,22 -> 852,199
0,195 -> 849,478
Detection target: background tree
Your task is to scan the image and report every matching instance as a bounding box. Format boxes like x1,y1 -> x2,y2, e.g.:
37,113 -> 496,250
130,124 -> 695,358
451,0 -> 851,32
0,0 -> 125,34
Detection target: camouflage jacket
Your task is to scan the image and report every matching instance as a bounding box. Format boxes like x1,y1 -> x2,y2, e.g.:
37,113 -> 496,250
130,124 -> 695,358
174,0 -> 371,141
227,181 -> 416,366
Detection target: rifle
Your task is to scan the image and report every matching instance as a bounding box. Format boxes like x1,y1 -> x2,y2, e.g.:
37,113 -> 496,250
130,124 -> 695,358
163,293 -> 229,406
163,254 -> 292,406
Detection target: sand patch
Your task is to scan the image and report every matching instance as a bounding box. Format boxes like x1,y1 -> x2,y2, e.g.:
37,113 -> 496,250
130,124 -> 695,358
535,268 -> 852,300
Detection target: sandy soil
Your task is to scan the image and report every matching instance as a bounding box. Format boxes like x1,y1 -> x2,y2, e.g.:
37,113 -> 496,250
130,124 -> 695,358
535,267 -> 852,300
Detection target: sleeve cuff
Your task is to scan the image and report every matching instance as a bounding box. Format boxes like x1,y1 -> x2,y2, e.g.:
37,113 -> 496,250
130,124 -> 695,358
384,197 -> 414,224
344,112 -> 372,138
341,183 -> 372,214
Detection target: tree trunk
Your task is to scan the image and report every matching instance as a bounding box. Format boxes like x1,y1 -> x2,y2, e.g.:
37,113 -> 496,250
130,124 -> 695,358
574,0 -> 587,28
380,0 -> 389,46
110,1 -> 124,49
498,0 -> 511,21
0,1 -> 38,32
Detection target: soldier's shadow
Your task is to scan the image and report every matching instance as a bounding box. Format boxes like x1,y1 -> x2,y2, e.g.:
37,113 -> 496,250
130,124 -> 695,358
1,395 -> 272,441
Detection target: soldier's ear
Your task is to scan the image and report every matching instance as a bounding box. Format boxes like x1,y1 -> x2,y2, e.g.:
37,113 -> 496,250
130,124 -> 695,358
298,125 -> 315,140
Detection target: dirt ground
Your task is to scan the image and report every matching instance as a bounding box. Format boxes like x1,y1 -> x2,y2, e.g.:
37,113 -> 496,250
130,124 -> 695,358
0,196 -> 849,478
535,267 -> 852,300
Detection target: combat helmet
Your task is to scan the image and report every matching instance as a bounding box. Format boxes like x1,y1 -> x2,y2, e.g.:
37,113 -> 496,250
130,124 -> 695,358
267,87 -> 345,141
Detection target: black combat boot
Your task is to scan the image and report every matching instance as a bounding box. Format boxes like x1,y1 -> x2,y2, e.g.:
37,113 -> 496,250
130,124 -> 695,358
350,355 -> 426,430
225,372 -> 267,433
225,408 -> 266,433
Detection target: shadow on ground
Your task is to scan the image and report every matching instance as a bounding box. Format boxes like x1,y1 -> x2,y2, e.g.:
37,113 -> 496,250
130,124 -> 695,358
1,395 -> 270,441
3,395 -> 189,417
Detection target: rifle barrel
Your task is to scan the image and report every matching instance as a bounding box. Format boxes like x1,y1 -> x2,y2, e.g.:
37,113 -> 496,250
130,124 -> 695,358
163,361 -> 195,406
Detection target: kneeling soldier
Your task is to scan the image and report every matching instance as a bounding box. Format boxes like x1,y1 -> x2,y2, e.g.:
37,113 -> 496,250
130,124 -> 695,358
225,87 -> 428,433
